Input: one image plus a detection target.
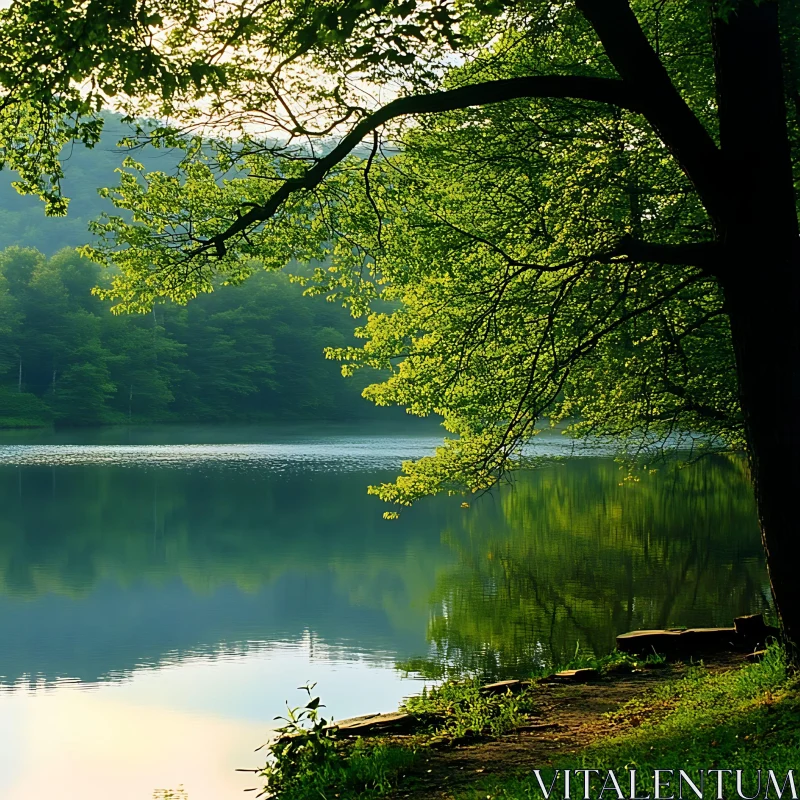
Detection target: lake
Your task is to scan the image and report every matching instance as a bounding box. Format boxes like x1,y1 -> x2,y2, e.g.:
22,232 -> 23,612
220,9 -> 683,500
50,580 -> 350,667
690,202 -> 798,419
0,422 -> 770,799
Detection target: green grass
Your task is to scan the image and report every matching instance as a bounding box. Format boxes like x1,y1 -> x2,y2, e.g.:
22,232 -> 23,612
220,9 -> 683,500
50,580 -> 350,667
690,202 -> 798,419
258,737 -> 419,800
582,646 -> 800,780
257,647 -> 798,800
398,650 -> 666,743
402,678 -> 538,740
447,645 -> 800,800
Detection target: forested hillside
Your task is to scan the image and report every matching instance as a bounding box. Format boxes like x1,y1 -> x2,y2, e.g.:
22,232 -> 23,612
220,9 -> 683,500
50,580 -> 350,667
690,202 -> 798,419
0,247 -> 380,427
0,117 -> 387,428
0,116 -> 173,254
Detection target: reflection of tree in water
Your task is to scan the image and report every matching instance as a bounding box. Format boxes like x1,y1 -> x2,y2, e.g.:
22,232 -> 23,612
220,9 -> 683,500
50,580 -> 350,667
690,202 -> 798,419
0,452 -> 770,684
0,463 -> 449,598
413,456 -> 769,680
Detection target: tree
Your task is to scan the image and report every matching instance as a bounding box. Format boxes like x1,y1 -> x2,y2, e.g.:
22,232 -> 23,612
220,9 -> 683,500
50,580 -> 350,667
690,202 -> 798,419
0,268 -> 21,378
0,0 -> 797,644
0,246 -> 380,424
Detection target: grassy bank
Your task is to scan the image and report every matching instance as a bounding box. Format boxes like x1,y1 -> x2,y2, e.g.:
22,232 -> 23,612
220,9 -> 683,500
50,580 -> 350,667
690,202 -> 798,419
257,646 -> 798,800
460,646 -> 799,800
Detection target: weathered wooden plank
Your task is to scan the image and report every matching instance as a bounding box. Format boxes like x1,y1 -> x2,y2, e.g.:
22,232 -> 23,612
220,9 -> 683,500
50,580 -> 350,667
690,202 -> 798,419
539,667 -> 600,683
479,679 -> 531,695
335,711 -> 418,736
616,627 -> 738,655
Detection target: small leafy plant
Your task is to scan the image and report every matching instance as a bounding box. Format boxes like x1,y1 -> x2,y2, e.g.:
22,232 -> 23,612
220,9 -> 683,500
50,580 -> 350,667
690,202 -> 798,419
256,684 -> 418,800
257,683 -> 341,798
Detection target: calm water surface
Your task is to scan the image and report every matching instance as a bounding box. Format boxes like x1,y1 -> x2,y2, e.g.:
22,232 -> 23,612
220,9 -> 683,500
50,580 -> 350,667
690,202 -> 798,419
0,422 -> 769,799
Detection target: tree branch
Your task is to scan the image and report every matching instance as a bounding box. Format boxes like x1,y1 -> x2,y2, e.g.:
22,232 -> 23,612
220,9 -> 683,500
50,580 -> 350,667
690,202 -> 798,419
661,377 -> 734,424
575,0 -> 730,227
194,75 -> 645,256
610,236 -> 723,271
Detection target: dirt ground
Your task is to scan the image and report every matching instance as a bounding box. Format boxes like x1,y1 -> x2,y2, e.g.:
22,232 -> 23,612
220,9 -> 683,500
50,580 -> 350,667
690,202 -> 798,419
395,653 -> 746,799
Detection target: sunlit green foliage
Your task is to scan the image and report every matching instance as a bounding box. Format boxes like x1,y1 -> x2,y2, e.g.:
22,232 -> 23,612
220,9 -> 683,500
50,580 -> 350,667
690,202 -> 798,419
0,0 -> 470,216
287,15 -> 750,507
17,0 -> 771,512
0,0 -> 796,517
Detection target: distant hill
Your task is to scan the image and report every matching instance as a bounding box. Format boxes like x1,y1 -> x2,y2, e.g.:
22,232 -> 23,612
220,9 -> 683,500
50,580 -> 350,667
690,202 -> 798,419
0,117 -> 405,428
0,116 -> 184,254
0,116 -> 360,255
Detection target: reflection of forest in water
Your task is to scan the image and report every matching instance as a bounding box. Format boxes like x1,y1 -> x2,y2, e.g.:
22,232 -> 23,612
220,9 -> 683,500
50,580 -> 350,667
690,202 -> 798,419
0,457 -> 451,684
420,455 -> 769,679
0,446 -> 767,684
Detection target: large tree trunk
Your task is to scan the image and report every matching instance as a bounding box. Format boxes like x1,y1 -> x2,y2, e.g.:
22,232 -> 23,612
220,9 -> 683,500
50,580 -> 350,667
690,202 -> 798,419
714,1 -> 800,649
725,275 -> 800,650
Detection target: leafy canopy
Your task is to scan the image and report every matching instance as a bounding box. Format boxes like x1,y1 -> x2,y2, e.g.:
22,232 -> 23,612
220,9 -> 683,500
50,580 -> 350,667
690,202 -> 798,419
0,0 -> 797,511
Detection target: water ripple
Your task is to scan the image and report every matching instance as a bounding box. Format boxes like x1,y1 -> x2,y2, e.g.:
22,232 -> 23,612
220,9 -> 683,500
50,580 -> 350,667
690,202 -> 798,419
0,439 -> 442,469
0,432 -> 617,470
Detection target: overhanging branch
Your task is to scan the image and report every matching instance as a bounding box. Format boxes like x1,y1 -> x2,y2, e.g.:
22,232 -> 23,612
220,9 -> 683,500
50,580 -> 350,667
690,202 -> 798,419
194,75 -> 645,256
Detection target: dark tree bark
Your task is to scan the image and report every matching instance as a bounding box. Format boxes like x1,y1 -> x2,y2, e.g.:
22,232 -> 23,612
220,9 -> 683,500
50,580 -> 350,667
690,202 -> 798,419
576,0 -> 730,223
712,1 -> 800,650
578,0 -> 800,649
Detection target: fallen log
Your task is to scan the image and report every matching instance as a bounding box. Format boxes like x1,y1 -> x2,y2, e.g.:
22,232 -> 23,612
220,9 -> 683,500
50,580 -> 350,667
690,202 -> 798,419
616,614 -> 779,657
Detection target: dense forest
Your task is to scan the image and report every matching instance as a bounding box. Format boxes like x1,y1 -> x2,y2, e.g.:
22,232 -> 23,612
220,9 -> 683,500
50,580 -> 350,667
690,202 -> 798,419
0,118 -> 387,428
0,246 -> 382,426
